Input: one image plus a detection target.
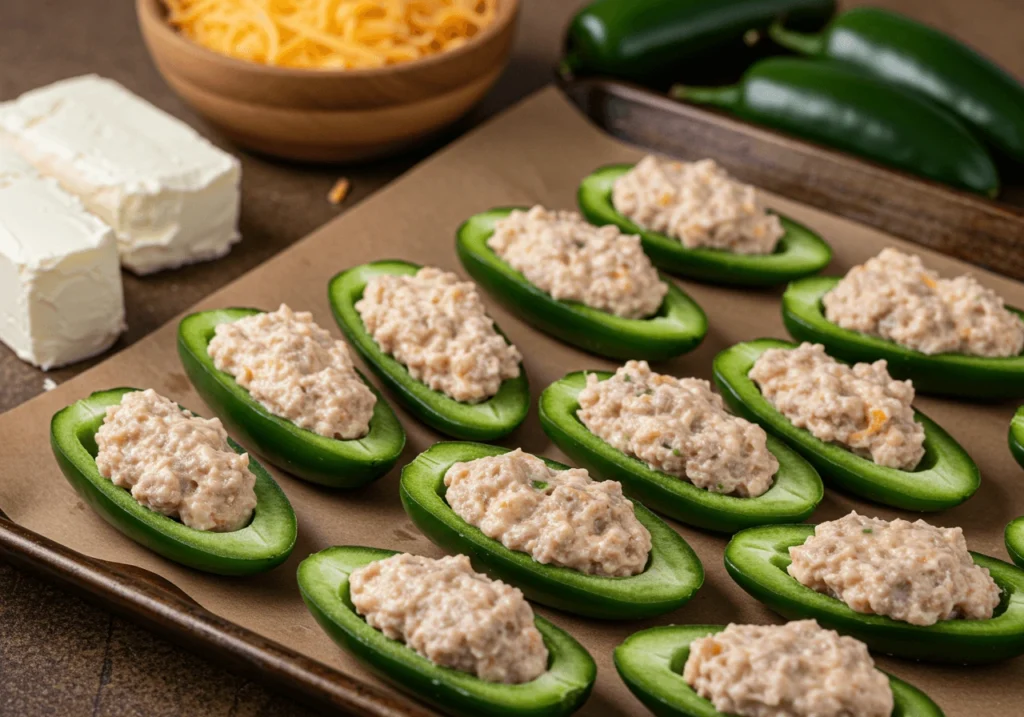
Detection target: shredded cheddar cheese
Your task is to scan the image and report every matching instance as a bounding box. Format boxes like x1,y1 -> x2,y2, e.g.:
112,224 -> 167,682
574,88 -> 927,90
165,0 -> 499,70
851,408 -> 888,441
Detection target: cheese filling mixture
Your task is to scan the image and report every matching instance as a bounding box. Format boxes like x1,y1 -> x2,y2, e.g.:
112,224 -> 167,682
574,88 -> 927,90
789,512 -> 1001,626
444,449 -> 652,577
208,304 -> 376,440
612,155 -> 784,254
576,361 -> 778,497
349,553 -> 548,684
487,205 -> 667,319
824,248 -> 1024,357
749,342 -> 925,470
95,389 -> 257,532
684,620 -> 893,717
355,267 -> 522,403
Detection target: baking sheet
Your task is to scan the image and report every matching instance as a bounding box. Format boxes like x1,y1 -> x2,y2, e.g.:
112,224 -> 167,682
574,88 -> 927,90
0,86 -> 1020,716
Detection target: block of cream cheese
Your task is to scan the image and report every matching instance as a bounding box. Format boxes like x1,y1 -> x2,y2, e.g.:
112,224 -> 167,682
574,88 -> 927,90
0,147 -> 125,369
0,75 -> 241,275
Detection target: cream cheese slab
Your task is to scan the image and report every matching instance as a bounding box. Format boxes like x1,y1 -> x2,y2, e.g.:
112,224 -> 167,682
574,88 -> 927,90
0,147 -> 125,369
0,75 -> 241,275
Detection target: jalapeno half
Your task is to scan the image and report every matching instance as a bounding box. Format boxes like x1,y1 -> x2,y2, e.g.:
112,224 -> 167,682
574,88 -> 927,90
725,524 -> 1024,663
615,624 -> 944,717
178,308 -> 406,488
297,546 -> 596,717
50,388 -> 297,575
577,164 -> 832,286
399,441 -> 704,619
1011,406 -> 1024,469
538,371 -> 823,533
455,208 -> 707,361
783,276 -> 1024,399
328,261 -> 530,441
713,339 -> 979,511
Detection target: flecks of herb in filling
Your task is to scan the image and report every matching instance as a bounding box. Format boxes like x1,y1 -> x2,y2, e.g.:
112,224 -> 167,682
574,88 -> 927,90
532,480 -> 549,491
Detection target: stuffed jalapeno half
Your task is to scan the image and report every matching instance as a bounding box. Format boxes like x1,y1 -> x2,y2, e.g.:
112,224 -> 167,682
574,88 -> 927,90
298,546 -> 596,717
50,388 -> 296,575
539,370 -> 823,533
399,441 -> 704,619
615,624 -> 944,717
178,308 -> 406,487
713,339 -> 979,510
328,261 -> 530,441
783,275 -> 1024,399
578,163 -> 831,286
456,207 -> 707,361
725,523 -> 1024,663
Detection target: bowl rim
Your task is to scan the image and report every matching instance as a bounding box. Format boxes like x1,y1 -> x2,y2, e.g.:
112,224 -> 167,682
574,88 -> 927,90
137,0 -> 520,79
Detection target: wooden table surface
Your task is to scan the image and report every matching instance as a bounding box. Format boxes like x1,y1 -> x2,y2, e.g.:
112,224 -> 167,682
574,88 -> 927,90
0,0 -> 1021,714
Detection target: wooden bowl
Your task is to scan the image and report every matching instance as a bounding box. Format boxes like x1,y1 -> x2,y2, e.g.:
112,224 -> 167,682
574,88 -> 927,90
136,0 -> 519,162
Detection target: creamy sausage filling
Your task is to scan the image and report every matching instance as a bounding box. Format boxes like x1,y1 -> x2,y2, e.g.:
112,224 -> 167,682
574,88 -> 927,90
749,342 -> 924,470
95,389 -> 257,532
488,205 -> 667,319
684,620 -> 893,717
789,512 -> 1001,626
824,248 -> 1024,357
208,304 -> 376,440
444,449 -> 652,577
355,267 -> 522,404
349,553 -> 548,684
577,361 -> 778,497
612,155 -> 783,254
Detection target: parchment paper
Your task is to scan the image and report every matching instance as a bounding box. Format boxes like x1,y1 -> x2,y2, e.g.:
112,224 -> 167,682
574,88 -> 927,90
1,87 -> 1020,716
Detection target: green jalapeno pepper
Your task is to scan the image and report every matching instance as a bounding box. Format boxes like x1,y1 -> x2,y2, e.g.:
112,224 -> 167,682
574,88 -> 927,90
399,441 -> 704,619
538,371 -> 823,533
725,524 -> 1024,663
328,261 -> 530,441
1007,518 -> 1024,569
562,0 -> 836,83
455,208 -> 707,361
615,624 -> 945,717
783,276 -> 1024,399
578,164 -> 832,286
671,57 -> 1001,197
712,339 -> 979,511
297,546 -> 596,717
769,7 -> 1024,165
177,308 -> 406,488
50,388 -> 297,575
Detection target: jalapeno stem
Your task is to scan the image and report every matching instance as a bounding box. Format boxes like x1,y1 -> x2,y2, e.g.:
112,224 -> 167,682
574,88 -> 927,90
768,20 -> 827,56
669,83 -> 742,109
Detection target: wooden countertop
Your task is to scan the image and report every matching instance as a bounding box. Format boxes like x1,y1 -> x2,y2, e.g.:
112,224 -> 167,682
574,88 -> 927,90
0,0 -> 1021,714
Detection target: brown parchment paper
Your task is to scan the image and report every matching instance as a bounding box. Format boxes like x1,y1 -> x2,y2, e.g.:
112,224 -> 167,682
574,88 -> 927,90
0,86 -> 1021,716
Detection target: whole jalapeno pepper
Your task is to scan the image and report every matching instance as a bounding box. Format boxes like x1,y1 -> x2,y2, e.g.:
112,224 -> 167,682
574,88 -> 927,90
671,57 -> 1001,197
769,7 -> 1024,165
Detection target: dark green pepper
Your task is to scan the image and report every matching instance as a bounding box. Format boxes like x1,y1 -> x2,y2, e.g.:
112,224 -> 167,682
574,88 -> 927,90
615,624 -> 945,717
578,165 -> 832,286
1007,517 -> 1024,569
328,261 -> 530,441
563,0 -> 836,83
539,371 -> 824,533
713,339 -> 980,511
297,546 -> 596,717
770,7 -> 1024,165
456,208 -> 707,361
50,388 -> 297,576
399,441 -> 704,619
783,276 -> 1024,399
671,57 -> 1001,197
1011,407 -> 1024,469
177,308 -> 406,488
726,524 -> 1024,663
